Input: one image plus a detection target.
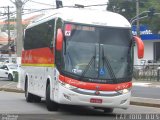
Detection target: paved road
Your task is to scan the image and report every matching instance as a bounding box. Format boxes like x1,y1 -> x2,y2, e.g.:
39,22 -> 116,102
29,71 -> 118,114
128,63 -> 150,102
132,86 -> 160,99
0,91 -> 160,120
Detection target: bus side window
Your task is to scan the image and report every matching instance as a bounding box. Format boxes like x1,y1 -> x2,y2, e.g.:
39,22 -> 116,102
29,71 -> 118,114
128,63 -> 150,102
44,20 -> 55,48
50,41 -> 53,48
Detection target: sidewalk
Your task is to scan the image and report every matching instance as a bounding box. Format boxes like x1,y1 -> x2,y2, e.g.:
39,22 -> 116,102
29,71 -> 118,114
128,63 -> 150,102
0,80 -> 160,108
0,81 -> 24,93
131,97 -> 160,108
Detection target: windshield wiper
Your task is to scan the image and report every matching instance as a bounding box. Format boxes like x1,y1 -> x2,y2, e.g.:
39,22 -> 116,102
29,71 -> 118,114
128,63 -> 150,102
102,46 -> 117,83
79,45 -> 97,80
79,56 -> 96,80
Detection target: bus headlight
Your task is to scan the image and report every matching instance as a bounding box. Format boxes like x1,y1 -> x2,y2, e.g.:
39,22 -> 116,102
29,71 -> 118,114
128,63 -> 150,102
59,80 -> 77,90
64,84 -> 77,89
117,88 -> 131,94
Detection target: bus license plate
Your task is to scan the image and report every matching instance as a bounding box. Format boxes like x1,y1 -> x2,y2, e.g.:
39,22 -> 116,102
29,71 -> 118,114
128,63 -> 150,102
90,98 -> 102,103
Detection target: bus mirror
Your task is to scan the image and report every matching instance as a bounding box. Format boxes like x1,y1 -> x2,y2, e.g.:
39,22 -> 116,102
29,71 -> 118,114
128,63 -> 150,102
56,28 -> 63,51
133,36 -> 144,59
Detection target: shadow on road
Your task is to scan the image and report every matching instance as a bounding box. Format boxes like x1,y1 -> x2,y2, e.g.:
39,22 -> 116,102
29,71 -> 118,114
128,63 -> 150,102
37,100 -> 117,117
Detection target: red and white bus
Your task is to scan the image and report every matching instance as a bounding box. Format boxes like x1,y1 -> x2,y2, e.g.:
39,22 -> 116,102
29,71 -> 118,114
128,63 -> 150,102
21,8 -> 144,112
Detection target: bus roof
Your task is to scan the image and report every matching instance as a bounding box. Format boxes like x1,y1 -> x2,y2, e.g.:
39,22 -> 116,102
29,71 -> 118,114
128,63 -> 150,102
26,8 -> 131,29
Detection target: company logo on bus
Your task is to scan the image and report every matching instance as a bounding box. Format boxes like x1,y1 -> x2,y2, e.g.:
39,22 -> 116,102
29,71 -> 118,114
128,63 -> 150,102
95,91 -> 100,95
95,86 -> 100,95
96,86 -> 100,90
115,83 -> 130,90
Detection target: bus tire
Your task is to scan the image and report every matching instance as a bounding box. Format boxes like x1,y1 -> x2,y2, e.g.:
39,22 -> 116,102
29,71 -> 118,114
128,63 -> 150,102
33,95 -> 41,103
25,80 -> 34,102
103,108 -> 114,113
46,84 -> 59,111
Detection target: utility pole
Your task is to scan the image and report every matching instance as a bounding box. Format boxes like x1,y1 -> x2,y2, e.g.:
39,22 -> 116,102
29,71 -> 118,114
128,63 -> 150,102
15,0 -> 23,58
7,6 -> 11,57
7,6 -> 10,48
10,0 -> 29,64
136,0 -> 140,36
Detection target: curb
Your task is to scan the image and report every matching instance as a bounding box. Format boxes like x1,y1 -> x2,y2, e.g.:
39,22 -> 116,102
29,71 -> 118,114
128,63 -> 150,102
130,97 -> 160,108
0,87 -> 24,93
130,101 -> 160,108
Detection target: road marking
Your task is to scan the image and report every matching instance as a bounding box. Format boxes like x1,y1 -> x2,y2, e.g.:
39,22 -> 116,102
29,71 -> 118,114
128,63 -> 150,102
156,85 -> 160,88
133,82 -> 160,88
133,82 -> 151,87
132,97 -> 160,101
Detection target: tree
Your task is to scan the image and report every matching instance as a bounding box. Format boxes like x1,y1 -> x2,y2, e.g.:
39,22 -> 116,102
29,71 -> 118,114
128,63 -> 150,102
10,0 -> 29,58
107,0 -> 160,34
107,0 -> 136,21
140,1 -> 160,34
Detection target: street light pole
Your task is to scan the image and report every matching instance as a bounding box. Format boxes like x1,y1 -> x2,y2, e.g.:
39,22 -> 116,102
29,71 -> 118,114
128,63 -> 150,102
136,0 -> 140,36
131,15 -> 148,26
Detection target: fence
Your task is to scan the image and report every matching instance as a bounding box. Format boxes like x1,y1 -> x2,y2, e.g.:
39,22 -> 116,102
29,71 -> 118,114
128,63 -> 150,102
133,64 -> 160,81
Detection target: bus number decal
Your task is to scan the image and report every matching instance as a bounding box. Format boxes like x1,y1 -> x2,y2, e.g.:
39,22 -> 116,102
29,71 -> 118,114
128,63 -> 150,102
65,24 -> 72,36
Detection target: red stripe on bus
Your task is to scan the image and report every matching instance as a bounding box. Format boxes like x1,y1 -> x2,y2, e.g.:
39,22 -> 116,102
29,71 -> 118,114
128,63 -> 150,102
59,75 -> 132,91
22,47 -> 54,64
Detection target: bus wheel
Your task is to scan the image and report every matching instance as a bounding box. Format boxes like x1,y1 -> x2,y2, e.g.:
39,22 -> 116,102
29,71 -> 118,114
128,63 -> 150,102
33,95 -> 41,103
103,108 -> 114,113
25,80 -> 34,102
46,84 -> 59,111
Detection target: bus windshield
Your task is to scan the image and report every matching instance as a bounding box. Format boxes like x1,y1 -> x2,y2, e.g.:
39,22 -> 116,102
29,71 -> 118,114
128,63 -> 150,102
62,23 -> 133,83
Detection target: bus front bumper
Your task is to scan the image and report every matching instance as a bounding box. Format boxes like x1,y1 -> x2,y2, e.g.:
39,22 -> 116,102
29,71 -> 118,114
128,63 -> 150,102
54,85 -> 131,109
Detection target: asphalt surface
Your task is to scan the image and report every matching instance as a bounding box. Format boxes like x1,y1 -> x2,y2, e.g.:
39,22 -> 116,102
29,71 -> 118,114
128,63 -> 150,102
132,86 -> 160,99
0,91 -> 160,115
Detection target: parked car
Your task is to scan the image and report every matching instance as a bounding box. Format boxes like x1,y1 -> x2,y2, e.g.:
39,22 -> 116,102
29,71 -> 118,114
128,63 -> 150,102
0,63 -> 20,81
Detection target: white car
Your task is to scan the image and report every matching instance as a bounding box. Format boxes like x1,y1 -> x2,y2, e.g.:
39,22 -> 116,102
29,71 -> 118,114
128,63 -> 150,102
0,63 -> 19,81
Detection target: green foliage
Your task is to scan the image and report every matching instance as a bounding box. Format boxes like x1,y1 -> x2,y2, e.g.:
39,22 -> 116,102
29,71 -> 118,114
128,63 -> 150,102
107,0 -> 160,33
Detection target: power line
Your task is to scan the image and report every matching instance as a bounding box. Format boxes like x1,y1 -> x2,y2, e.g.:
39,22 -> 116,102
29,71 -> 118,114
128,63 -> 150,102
0,8 -> 53,21
84,3 -> 108,7
29,0 -> 55,7
0,3 -> 116,21
0,13 -> 16,20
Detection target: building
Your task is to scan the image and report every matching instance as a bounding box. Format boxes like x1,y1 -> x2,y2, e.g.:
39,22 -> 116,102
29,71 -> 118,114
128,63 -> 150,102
0,31 -> 9,45
132,25 -> 160,65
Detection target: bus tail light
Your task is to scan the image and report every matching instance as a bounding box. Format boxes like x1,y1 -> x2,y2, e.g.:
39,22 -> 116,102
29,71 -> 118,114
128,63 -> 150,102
133,36 -> 144,59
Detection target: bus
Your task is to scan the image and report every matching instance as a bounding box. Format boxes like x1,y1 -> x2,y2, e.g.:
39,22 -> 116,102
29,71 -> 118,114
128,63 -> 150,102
21,8 -> 144,112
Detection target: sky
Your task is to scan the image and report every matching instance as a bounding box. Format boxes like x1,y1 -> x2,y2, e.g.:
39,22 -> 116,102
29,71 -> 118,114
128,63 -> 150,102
0,0 -> 108,20
0,0 -> 108,8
